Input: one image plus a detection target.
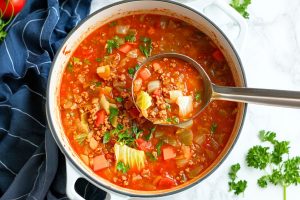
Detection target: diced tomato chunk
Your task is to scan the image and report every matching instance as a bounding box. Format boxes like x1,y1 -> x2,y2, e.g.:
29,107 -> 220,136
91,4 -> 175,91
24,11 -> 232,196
157,177 -> 176,189
147,27 -> 155,35
93,155 -> 109,171
118,44 -> 132,54
163,146 -> 176,160
136,138 -> 152,152
95,109 -> 106,127
212,50 -> 224,62
139,68 -> 151,80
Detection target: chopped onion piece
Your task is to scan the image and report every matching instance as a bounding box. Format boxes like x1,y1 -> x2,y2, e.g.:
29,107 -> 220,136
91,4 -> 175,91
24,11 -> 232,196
169,90 -> 183,103
147,80 -> 161,93
176,96 -> 193,117
100,94 -> 110,114
116,25 -> 130,35
126,49 -> 138,58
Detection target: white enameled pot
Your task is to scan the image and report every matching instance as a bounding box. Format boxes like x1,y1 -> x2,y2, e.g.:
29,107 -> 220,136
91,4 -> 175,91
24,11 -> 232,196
46,0 -> 248,199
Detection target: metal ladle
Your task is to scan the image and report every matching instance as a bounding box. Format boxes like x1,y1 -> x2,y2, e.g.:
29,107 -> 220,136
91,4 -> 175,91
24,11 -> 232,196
132,53 -> 300,125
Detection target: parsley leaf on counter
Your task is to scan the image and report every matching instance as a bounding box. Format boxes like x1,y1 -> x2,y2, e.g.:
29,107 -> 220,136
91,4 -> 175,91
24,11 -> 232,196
228,163 -> 247,195
246,130 -> 300,200
230,0 -> 251,19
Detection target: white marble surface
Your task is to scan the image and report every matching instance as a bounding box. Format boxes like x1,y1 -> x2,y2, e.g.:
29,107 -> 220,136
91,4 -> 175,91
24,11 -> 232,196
89,1 -> 300,199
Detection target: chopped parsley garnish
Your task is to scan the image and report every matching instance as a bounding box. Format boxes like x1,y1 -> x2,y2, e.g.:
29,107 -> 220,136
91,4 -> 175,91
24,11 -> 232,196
128,68 -> 135,76
103,132 -> 110,144
109,106 -> 119,124
230,0 -> 251,19
166,117 -> 179,124
125,33 -> 136,42
109,21 -> 118,27
210,122 -> 218,134
135,64 -> 140,71
95,57 -> 102,62
116,97 -> 123,103
132,123 -> 143,139
117,123 -> 124,130
146,152 -> 157,161
195,91 -> 202,102
156,140 -> 163,156
106,36 -> 124,54
118,130 -> 135,146
116,161 -> 130,173
145,126 -> 156,141
83,59 -> 91,65
67,63 -> 73,72
173,117 -> 179,124
228,163 -> 247,195
74,133 -> 88,145
94,81 -> 102,87
73,57 -> 81,65
139,36 -> 152,58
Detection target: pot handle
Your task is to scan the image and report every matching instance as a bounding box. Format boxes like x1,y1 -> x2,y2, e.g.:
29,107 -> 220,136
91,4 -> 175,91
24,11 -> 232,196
66,159 -> 131,200
65,159 -> 85,200
185,0 -> 248,50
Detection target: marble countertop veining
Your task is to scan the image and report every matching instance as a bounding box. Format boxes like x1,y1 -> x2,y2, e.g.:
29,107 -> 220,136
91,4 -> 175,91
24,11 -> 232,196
89,1 -> 300,199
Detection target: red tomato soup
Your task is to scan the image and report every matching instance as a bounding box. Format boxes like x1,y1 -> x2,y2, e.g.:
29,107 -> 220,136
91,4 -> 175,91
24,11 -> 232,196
59,14 -> 237,191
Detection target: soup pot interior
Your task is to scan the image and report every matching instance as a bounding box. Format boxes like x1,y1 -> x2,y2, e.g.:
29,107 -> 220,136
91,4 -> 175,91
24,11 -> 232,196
46,0 -> 246,197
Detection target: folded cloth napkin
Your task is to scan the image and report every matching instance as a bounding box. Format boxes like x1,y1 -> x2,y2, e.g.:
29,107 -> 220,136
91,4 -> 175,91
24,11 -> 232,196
0,0 -> 106,199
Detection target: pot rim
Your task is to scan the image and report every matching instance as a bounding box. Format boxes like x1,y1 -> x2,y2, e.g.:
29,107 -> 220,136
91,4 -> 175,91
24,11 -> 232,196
46,0 -> 248,197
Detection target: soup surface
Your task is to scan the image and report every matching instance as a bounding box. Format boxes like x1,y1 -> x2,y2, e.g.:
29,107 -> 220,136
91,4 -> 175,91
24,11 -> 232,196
133,57 -> 204,124
59,14 -> 237,191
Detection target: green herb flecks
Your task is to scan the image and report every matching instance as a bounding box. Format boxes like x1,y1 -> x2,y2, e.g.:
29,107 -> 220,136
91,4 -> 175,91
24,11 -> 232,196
106,36 -> 125,54
128,68 -> 135,76
125,33 -> 136,42
156,140 -> 163,156
132,123 -> 143,139
109,21 -> 117,27
230,0 -> 251,19
210,122 -> 218,134
116,97 -> 123,103
195,91 -> 202,102
146,152 -> 157,162
228,163 -> 247,195
103,132 -> 110,144
145,126 -> 156,141
109,106 -> 119,124
116,161 -> 130,173
139,36 -> 152,58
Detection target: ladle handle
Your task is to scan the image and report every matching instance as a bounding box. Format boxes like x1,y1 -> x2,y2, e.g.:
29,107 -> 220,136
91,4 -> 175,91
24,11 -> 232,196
212,85 -> 300,108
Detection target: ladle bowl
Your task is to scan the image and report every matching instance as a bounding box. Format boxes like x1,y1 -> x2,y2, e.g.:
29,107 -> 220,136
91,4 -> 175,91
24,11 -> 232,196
132,52 -> 300,126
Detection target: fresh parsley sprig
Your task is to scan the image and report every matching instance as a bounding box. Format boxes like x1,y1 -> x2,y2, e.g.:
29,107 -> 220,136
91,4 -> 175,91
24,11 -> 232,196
228,163 -> 247,195
230,0 -> 251,19
246,130 -> 300,200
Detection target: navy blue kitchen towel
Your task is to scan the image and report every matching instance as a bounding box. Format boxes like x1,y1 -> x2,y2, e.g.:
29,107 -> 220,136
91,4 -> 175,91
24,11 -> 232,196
0,0 -> 106,199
